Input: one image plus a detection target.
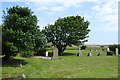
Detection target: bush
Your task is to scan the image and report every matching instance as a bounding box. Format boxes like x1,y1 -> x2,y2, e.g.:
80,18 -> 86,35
101,46 -> 104,47
20,51 -> 34,58
108,44 -> 120,55
2,41 -> 18,61
107,51 -> 114,56
81,45 -> 87,50
34,48 -> 46,56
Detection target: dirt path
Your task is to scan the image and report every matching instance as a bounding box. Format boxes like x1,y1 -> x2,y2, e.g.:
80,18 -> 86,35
34,56 -> 52,60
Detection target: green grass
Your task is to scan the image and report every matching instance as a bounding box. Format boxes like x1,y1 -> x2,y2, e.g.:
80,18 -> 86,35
1,48 -> 118,78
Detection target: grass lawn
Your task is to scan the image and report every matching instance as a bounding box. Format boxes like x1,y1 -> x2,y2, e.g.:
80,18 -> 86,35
1,47 -> 118,78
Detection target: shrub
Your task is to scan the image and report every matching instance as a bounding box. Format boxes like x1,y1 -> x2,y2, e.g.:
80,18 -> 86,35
20,51 -> 34,58
107,51 -> 114,56
2,41 -> 18,61
34,48 -> 46,56
81,45 -> 87,50
108,44 -> 120,55
101,46 -> 104,47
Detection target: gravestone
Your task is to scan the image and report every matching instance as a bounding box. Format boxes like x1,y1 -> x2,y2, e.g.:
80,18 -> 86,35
20,64 -> 23,67
77,53 -> 82,56
45,52 -> 48,57
87,53 -> 92,56
107,47 -> 110,52
52,46 -> 58,59
97,53 -> 101,56
22,74 -> 26,78
116,48 -> 118,55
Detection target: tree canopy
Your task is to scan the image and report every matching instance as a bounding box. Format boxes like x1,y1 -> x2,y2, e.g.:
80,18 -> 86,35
2,5 -> 45,60
43,15 -> 90,54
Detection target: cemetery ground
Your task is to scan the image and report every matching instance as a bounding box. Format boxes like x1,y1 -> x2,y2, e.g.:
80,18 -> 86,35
1,46 -> 118,78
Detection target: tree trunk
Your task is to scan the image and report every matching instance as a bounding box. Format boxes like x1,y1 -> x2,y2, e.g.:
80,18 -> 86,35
57,46 -> 66,55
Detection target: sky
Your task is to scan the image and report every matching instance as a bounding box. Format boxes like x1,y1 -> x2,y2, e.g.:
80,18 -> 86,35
0,0 -> 119,45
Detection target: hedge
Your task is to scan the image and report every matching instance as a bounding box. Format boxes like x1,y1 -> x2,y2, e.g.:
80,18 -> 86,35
108,44 -> 120,55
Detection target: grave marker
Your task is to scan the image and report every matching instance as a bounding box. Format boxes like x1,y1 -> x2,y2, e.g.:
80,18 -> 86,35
77,53 -> 82,56
46,51 -> 48,57
116,48 -> 118,55
87,53 -> 92,56
107,47 -> 110,52
97,53 -> 101,56
52,46 -> 58,59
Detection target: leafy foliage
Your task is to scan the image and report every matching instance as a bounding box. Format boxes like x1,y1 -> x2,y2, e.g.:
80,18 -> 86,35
43,15 -> 90,54
20,51 -> 34,58
107,51 -> 114,56
2,5 -> 45,60
81,45 -> 87,50
108,44 -> 120,55
0,25 -> 2,55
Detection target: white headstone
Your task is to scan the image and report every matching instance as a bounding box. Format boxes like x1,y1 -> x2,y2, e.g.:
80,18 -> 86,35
107,47 -> 110,51
46,51 -> 48,57
80,53 -> 82,56
88,53 -> 92,56
77,53 -> 82,56
116,48 -> 118,55
89,53 -> 92,56
20,64 -> 23,67
22,74 -> 26,78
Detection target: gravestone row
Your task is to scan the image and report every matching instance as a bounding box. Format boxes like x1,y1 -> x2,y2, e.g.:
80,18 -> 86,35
77,53 -> 101,56
45,47 -> 119,58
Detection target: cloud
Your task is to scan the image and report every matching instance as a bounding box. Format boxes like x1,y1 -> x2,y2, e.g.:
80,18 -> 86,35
35,5 -> 49,11
2,0 -> 119,2
34,3 -> 66,11
51,6 -> 65,11
2,0 -> 118,33
91,1 -> 118,32
2,0 -> 118,12
25,2 -> 31,5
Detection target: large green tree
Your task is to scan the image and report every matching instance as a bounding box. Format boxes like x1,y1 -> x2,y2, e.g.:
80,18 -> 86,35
43,15 -> 90,55
2,5 -> 45,60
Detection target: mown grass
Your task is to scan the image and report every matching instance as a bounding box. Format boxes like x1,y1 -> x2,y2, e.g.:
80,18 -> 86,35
1,47 -> 118,78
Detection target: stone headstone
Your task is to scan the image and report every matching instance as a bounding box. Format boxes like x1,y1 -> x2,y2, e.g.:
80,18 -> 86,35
52,46 -> 58,59
87,53 -> 92,56
97,53 -> 101,56
46,51 -> 48,57
77,53 -> 82,56
22,74 -> 26,78
116,48 -> 118,55
107,47 -> 110,52
20,64 -> 23,67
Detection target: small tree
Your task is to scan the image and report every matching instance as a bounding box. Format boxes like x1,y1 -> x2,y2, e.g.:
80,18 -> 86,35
43,15 -> 90,55
2,5 -> 45,60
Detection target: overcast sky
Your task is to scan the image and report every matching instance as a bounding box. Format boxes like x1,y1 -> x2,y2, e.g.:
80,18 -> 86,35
0,0 -> 119,45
